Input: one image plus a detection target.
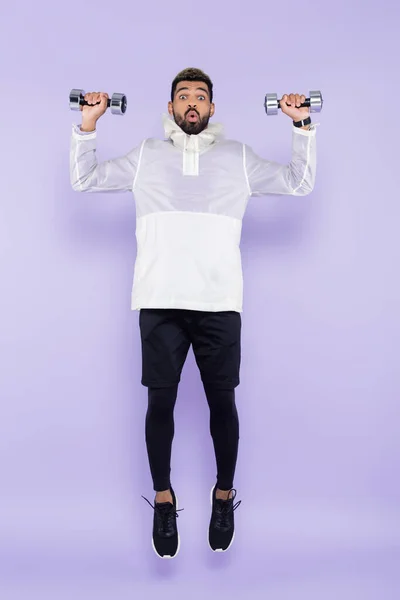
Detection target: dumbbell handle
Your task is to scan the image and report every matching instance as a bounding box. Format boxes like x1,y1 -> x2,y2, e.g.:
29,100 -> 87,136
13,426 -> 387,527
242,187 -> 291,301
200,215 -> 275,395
278,97 -> 312,109
79,97 -> 112,108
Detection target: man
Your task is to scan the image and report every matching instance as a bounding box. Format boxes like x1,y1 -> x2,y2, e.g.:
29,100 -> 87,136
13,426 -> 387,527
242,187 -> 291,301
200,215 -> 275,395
70,67 -> 318,559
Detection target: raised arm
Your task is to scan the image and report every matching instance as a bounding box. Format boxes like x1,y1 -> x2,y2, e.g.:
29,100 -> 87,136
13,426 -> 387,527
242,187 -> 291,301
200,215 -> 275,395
70,125 -> 143,193
244,124 -> 317,197
69,91 -> 143,193
244,91 -> 318,197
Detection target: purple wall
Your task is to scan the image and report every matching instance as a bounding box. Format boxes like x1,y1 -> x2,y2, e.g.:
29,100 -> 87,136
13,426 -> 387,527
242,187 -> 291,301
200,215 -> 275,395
1,0 -> 399,598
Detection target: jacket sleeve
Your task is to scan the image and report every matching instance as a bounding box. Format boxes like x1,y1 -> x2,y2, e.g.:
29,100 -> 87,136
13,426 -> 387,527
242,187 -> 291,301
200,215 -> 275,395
70,123 -> 142,193
244,124 -> 318,197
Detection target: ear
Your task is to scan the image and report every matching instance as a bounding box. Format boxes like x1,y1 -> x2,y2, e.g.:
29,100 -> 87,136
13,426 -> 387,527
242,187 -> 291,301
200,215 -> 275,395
210,103 -> 215,118
167,101 -> 173,116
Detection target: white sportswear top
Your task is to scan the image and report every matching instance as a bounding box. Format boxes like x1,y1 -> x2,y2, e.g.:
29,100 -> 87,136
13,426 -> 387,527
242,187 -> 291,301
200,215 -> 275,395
70,114 -> 318,312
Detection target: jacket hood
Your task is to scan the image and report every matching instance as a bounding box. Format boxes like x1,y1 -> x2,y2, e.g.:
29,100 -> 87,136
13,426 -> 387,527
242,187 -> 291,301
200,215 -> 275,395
162,113 -> 224,152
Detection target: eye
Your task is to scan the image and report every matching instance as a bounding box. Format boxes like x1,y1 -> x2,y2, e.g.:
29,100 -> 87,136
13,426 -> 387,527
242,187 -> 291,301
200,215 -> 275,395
198,96 -> 206,101
179,95 -> 187,100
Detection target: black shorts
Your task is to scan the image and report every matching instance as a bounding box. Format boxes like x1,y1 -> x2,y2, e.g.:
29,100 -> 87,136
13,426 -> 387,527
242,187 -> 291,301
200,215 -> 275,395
139,309 -> 241,389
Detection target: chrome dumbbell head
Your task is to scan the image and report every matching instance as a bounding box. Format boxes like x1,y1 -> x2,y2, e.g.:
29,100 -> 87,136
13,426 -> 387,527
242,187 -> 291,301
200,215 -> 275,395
265,93 -> 279,116
110,92 -> 127,115
308,90 -> 323,113
264,90 -> 323,115
69,89 -> 128,115
69,88 -> 85,111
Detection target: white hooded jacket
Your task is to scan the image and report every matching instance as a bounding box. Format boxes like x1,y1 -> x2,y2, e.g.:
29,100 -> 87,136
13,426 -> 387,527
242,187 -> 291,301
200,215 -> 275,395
70,113 -> 318,312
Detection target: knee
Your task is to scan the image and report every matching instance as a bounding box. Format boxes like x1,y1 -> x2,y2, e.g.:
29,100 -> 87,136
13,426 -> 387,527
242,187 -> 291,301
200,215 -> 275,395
203,383 -> 237,416
147,385 -> 178,421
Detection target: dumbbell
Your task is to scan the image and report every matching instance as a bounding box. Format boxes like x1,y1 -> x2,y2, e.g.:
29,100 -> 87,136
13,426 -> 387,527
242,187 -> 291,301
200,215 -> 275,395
265,90 -> 323,116
69,89 -> 128,115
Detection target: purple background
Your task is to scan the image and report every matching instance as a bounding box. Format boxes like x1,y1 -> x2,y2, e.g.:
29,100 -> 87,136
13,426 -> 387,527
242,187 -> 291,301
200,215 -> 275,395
1,0 -> 399,598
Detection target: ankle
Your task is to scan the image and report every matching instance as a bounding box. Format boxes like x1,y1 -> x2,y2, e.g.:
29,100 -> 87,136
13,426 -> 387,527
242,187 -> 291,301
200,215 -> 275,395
155,489 -> 173,504
216,488 -> 233,501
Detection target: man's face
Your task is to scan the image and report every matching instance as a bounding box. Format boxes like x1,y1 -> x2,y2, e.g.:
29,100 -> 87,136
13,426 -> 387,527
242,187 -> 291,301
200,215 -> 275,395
168,80 -> 215,135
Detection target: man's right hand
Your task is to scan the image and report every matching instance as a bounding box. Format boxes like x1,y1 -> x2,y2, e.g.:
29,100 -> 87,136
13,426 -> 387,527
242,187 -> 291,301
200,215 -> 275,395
80,92 -> 109,131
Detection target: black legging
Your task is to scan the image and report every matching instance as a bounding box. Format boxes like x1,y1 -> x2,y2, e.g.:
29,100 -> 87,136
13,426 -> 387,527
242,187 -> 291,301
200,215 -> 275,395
145,383 -> 239,492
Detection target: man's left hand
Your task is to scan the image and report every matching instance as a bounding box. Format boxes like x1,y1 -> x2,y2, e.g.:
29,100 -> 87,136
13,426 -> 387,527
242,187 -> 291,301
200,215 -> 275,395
279,93 -> 310,122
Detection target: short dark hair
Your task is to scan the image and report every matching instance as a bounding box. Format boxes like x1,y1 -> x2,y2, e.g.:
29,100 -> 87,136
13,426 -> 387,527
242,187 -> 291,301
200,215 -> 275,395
171,67 -> 213,103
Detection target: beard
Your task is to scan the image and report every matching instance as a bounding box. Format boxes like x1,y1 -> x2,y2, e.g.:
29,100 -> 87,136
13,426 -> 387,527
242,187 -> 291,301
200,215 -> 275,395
173,108 -> 211,135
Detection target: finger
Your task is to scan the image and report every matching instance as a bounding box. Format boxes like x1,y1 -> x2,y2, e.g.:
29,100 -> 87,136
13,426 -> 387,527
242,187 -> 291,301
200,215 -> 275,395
289,93 -> 295,106
296,94 -> 302,107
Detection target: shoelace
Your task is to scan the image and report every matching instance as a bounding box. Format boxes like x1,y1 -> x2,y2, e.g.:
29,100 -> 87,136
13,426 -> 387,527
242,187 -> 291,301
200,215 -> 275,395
215,488 -> 241,530
142,495 -> 184,534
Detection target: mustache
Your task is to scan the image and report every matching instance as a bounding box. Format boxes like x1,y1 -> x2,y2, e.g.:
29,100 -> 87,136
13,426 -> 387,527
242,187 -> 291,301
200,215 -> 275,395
185,109 -> 199,117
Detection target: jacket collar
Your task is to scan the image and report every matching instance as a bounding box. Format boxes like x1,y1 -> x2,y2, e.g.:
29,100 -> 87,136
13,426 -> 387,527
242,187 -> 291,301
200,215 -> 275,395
162,113 -> 224,152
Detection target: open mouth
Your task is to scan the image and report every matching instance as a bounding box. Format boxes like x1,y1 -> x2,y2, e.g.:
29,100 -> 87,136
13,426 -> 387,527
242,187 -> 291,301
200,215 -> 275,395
186,110 -> 199,122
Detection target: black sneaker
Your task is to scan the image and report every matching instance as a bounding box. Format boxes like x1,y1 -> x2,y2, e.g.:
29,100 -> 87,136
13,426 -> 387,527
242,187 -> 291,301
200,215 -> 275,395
142,487 -> 183,559
208,484 -> 241,552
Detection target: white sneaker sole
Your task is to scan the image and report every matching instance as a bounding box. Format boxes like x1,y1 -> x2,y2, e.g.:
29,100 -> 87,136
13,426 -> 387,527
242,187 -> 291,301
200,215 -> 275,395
152,494 -> 180,560
208,485 -> 235,552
